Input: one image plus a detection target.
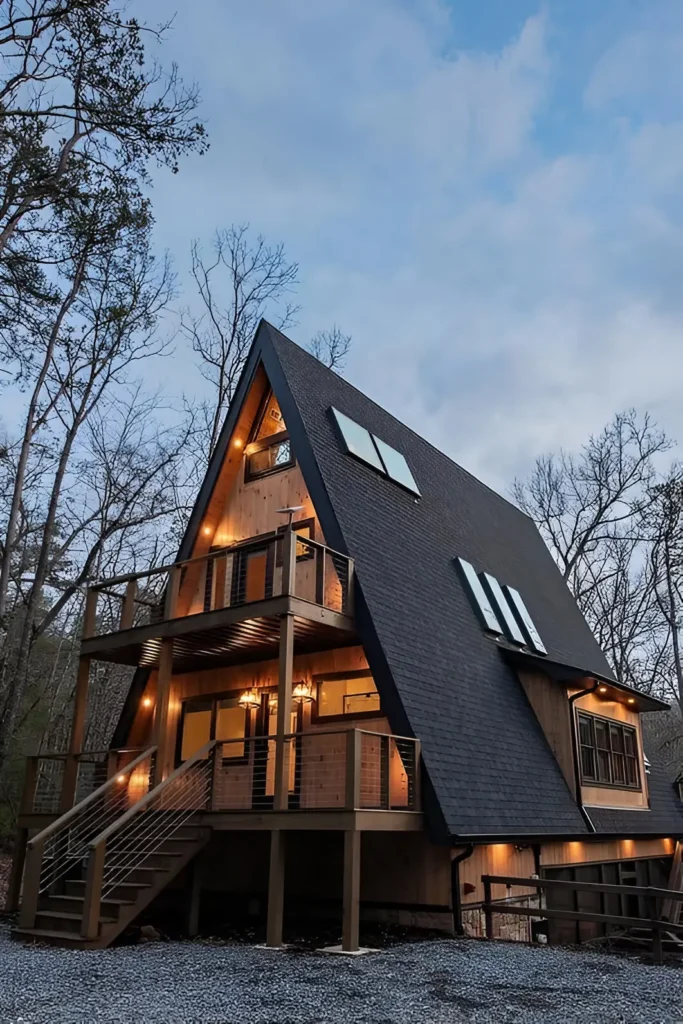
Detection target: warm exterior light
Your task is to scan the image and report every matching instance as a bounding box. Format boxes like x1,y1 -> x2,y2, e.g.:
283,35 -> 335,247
598,685 -> 608,694
233,438 -> 243,449
627,697 -> 635,705
268,695 -> 278,711
116,774 -> 126,784
239,688 -> 261,710
142,696 -> 153,708
292,681 -> 313,705
203,526 -> 212,536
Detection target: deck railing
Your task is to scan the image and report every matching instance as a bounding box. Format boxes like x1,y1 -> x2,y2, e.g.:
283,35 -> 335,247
18,747 -> 157,930
211,728 -> 421,813
82,532 -> 354,640
20,748 -> 151,817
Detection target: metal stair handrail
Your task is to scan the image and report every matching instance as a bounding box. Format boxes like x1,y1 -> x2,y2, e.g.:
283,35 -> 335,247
79,740 -> 218,939
18,746 -> 157,931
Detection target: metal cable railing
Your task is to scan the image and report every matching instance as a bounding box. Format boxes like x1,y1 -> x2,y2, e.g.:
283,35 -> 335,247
89,742 -> 216,901
37,749 -> 155,894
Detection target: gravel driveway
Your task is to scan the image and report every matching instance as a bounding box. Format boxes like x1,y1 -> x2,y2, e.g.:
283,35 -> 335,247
2,924 -> 683,1023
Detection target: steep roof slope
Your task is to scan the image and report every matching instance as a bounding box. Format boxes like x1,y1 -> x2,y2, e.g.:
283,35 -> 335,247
262,323 -> 615,837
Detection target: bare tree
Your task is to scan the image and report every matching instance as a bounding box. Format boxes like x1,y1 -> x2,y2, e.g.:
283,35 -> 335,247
646,472 -> 683,711
181,225 -> 299,458
309,325 -> 351,372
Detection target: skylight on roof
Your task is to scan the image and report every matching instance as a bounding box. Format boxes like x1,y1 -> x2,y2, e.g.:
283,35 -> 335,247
372,436 -> 421,495
456,559 -> 503,635
330,407 -> 420,496
481,573 -> 526,646
331,408 -> 385,472
503,586 -> 547,655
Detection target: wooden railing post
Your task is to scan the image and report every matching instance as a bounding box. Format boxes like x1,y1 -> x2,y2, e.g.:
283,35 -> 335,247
164,566 -> 181,620
412,739 -> 422,811
153,638 -> 174,786
345,558 -> 355,618
119,579 -> 137,630
18,837 -> 45,929
380,734 -> 390,809
345,729 -> 361,810
82,841 -> 106,940
281,526 -> 296,598
648,890 -> 663,963
483,876 -> 494,939
19,755 -> 39,816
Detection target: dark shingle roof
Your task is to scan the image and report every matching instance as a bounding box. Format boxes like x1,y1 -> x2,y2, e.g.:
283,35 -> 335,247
260,322 -> 683,839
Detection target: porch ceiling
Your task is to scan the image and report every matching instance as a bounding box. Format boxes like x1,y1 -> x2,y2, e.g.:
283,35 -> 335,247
82,613 -> 356,672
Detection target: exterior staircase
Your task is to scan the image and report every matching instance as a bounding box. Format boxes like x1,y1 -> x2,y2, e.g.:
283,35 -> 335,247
12,743 -> 217,949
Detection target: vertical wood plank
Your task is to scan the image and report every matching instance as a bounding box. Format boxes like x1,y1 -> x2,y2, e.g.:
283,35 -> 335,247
342,829 -> 361,952
5,827 -> 29,913
273,612 -> 294,811
266,829 -> 286,947
153,638 -> 174,785
82,842 -> 106,940
119,579 -> 137,630
345,729 -> 361,810
18,837 -> 44,929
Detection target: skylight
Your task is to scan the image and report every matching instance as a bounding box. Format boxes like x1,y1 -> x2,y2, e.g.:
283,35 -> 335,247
372,436 -> 421,495
456,559 -> 503,635
330,407 -> 421,496
481,573 -> 526,645
331,408 -> 385,472
503,586 -> 547,655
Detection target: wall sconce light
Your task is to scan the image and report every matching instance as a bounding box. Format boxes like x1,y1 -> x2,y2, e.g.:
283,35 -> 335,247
203,526 -> 212,536
239,688 -> 261,710
233,438 -> 243,449
292,681 -> 313,705
268,695 -> 278,712
142,696 -> 153,709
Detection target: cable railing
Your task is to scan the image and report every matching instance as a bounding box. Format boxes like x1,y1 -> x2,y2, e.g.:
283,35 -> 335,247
78,742 -> 217,937
81,530 -> 355,640
19,748 -> 151,817
18,748 -> 156,930
212,728 -> 421,812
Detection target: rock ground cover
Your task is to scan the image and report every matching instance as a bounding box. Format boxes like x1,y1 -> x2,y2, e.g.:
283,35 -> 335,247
1,924 -> 682,1023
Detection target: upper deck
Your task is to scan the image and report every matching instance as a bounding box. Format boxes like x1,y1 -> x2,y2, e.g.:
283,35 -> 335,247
80,531 -> 356,672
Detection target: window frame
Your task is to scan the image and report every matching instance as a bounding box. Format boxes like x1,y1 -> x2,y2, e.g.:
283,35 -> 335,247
576,710 -> 641,791
175,691 -> 253,767
244,430 -> 295,482
311,669 -> 381,723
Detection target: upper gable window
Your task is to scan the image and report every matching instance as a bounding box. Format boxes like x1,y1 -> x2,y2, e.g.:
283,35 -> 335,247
253,392 -> 286,440
330,407 -> 420,496
578,711 -> 640,790
245,431 -> 294,481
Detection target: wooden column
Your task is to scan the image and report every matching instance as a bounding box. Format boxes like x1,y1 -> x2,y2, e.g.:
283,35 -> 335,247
273,527 -> 295,812
153,638 -> 174,786
5,828 -> 28,913
342,829 -> 361,952
266,829 -> 286,947
60,588 -> 99,812
187,857 -> 202,937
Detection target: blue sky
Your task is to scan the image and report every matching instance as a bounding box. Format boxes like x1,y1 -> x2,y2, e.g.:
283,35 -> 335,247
134,0 -> 683,493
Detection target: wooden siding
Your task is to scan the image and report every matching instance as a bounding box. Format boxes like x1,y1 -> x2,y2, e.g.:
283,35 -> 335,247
540,836 -> 674,868
517,670 -> 575,795
455,843 -> 537,906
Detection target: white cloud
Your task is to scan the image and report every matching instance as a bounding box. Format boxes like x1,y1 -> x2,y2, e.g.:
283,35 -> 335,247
137,0 -> 683,498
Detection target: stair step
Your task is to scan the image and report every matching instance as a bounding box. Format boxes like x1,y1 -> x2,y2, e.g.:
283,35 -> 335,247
11,927 -> 96,949
35,910 -> 118,935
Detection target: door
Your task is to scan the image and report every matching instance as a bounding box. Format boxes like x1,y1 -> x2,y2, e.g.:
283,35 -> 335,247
251,692 -> 300,809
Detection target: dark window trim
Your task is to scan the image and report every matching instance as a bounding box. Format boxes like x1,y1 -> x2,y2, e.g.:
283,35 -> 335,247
311,669 -> 381,723
576,710 -> 641,791
244,430 -> 295,482
175,691 -> 254,767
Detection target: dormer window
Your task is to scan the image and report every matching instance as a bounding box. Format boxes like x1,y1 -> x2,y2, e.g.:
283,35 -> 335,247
245,431 -> 294,481
578,711 -> 640,790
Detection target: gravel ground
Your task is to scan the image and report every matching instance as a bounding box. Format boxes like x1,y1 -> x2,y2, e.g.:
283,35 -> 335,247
2,924 -> 683,1024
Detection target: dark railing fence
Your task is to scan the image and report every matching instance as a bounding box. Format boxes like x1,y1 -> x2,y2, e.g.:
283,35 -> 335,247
482,874 -> 683,962
83,533 -> 355,639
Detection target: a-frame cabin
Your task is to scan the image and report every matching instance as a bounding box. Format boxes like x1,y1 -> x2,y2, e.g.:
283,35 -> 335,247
8,322 -> 683,950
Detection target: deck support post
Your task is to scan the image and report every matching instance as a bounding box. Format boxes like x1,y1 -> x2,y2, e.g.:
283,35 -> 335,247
187,857 -> 202,937
5,827 -> 29,913
342,828 -> 361,952
153,638 -> 174,785
266,829 -> 286,947
273,525 -> 296,813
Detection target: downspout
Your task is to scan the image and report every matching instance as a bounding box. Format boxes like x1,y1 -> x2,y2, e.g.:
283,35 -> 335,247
568,679 -> 599,834
451,843 -> 475,935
